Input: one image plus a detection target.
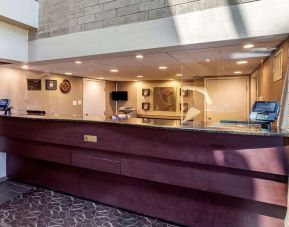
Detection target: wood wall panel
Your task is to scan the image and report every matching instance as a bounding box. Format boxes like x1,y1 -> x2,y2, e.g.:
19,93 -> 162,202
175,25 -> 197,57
0,117 -> 288,227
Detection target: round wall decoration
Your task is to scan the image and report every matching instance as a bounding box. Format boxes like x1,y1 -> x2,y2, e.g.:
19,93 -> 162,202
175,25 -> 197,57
60,79 -> 71,93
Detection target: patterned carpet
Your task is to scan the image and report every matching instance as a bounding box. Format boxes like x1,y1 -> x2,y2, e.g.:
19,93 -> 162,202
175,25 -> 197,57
0,187 -> 179,227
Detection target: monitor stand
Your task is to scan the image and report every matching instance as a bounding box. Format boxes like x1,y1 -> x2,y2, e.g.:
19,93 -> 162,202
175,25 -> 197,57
3,107 -> 13,116
260,122 -> 272,131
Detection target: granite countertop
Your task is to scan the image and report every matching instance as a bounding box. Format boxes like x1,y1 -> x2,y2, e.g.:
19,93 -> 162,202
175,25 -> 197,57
1,114 -> 289,137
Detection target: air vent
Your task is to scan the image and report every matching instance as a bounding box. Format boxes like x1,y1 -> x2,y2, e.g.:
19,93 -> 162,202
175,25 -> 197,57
0,61 -> 12,65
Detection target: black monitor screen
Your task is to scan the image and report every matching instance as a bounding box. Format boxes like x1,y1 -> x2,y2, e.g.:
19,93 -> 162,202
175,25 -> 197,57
0,99 -> 10,111
112,91 -> 128,101
253,101 -> 278,113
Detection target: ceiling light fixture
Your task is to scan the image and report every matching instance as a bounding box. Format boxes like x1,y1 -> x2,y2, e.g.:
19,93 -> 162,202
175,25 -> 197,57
136,55 -> 143,59
21,65 -> 29,70
137,75 -> 143,78
243,44 -> 254,49
205,59 -> 210,62
237,60 -> 248,64
110,69 -> 119,73
234,71 -> 242,74
176,73 -> 183,77
75,61 -> 82,64
65,72 -> 72,75
158,66 -> 168,70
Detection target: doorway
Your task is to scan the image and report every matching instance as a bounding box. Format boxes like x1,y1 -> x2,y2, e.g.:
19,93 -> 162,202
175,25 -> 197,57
204,77 -> 249,124
83,79 -> 105,117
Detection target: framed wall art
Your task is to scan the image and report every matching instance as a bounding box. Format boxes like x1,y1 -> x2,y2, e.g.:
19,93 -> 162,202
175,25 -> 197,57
142,89 -> 150,96
27,79 -> 41,91
45,80 -> 57,90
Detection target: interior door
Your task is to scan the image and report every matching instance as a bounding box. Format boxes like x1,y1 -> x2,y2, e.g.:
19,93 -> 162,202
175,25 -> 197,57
83,79 -> 105,117
205,77 -> 249,124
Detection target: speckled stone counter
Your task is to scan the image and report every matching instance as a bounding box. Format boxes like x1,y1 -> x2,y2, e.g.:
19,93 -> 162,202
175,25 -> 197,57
1,114 -> 288,137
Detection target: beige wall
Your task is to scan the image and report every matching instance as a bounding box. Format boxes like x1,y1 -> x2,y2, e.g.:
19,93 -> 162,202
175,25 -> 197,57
116,80 -> 207,120
0,67 -> 83,116
183,79 -> 205,122
256,39 -> 289,102
117,81 -> 138,110
105,81 -> 116,117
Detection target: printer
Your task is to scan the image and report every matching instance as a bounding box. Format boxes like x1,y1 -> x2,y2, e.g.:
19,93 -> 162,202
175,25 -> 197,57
118,107 -> 136,118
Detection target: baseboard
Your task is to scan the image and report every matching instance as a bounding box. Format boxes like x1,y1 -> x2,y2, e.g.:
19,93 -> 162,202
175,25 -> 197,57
0,176 -> 7,182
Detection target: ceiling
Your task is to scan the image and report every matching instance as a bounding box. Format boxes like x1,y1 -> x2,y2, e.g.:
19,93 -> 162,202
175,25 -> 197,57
5,35 -> 288,81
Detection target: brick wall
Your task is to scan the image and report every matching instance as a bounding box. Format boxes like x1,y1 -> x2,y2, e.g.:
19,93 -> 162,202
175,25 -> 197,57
32,0 -> 261,40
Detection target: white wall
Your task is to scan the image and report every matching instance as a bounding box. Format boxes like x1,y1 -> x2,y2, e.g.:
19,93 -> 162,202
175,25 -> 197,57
0,0 -> 38,29
0,152 -> 6,179
29,0 -> 289,62
0,21 -> 28,62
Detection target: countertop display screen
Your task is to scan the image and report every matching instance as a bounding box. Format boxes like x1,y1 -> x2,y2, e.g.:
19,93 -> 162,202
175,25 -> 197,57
0,99 -> 9,111
112,91 -> 128,101
253,101 -> 277,113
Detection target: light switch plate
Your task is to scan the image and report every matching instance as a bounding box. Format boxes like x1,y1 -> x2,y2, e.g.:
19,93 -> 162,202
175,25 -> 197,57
84,135 -> 97,143
73,100 -> 77,106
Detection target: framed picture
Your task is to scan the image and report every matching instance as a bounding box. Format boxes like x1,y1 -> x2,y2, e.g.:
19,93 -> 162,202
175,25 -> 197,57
45,80 -> 57,90
27,79 -> 41,91
142,102 -> 150,111
142,89 -> 150,96
273,49 -> 283,82
180,88 -> 188,97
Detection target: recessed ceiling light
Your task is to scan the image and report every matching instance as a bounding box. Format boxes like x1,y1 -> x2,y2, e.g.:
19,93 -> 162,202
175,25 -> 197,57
110,69 -> 119,73
158,66 -> 168,70
21,65 -> 29,70
234,71 -> 242,74
237,60 -> 248,64
243,44 -> 254,49
176,73 -> 183,77
205,59 -> 210,62
65,72 -> 72,75
75,61 -> 82,64
136,55 -> 143,59
137,75 -> 143,78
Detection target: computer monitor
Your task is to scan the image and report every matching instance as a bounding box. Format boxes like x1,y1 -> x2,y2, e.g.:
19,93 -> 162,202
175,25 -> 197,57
112,91 -> 128,101
0,99 -> 10,111
250,101 -> 280,130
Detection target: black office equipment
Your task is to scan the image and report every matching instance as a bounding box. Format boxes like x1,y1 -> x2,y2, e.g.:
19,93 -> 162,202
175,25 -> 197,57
26,110 -> 46,116
249,101 -> 280,131
112,91 -> 128,101
0,99 -> 12,115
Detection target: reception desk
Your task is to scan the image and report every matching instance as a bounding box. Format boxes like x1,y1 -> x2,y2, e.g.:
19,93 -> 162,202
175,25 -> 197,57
0,114 -> 288,227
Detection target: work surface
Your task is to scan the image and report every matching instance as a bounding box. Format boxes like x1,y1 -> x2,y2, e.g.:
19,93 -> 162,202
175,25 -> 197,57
1,114 -> 288,137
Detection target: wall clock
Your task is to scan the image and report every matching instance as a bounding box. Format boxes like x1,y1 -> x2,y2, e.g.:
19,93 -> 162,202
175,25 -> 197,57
60,79 -> 71,93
